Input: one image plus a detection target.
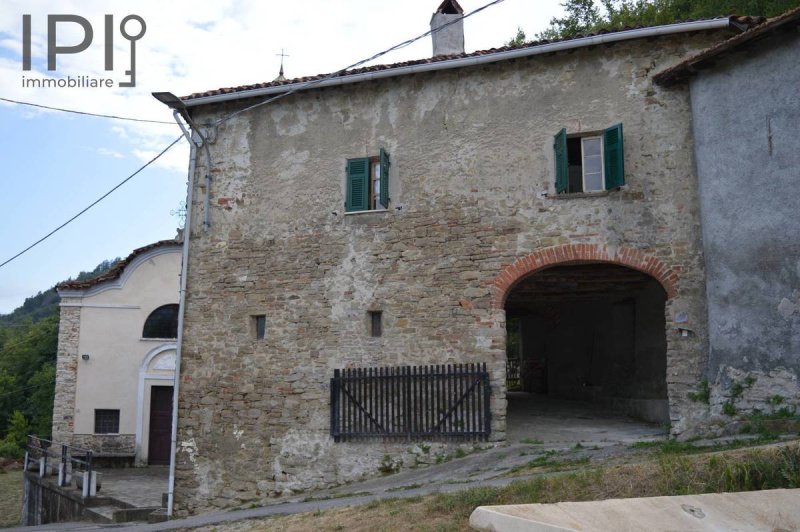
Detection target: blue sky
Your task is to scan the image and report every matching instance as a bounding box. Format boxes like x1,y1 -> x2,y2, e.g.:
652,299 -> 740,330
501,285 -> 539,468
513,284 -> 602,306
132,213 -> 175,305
0,0 -> 561,314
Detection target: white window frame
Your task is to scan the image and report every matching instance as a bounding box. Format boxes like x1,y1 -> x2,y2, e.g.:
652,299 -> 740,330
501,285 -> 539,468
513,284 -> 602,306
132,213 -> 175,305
580,135 -> 605,193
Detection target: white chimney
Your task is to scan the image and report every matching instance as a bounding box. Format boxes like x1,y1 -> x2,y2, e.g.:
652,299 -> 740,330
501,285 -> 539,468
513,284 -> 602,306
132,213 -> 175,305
430,0 -> 464,57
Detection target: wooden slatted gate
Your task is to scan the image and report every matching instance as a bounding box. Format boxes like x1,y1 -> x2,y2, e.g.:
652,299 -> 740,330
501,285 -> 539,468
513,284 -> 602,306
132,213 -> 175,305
330,363 -> 491,442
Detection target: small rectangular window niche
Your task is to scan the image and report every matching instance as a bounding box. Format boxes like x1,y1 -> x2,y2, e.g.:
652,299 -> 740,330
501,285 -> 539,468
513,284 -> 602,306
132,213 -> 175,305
369,311 -> 382,337
252,315 -> 266,340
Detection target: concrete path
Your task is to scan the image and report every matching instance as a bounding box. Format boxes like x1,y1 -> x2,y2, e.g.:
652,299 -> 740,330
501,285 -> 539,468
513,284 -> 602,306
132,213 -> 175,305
12,400 -> 668,531
13,440 -> 798,531
97,467 -> 168,508
469,488 -> 800,531
506,394 -> 666,445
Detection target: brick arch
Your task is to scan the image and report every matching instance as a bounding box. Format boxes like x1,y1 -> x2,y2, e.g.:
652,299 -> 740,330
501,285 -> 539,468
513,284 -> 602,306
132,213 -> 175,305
492,244 -> 678,309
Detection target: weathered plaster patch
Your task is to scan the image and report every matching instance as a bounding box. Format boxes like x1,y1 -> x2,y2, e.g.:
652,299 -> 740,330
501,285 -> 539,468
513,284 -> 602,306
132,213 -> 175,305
180,437 -> 198,464
777,296 -> 798,319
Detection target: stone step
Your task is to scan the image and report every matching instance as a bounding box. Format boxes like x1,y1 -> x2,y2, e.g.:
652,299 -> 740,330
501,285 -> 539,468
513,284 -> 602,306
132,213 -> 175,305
84,505 -> 116,524
84,504 -> 162,523
148,508 -> 169,523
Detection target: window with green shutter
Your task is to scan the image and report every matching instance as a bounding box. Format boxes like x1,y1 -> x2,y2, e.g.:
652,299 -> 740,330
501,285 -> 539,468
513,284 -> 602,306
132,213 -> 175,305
346,149 -> 391,212
553,124 -> 625,194
603,123 -> 624,190
554,128 -> 568,194
346,157 -> 370,212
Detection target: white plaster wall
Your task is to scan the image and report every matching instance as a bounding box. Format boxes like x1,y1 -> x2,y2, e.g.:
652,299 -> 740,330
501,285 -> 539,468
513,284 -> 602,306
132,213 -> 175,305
70,247 -> 181,461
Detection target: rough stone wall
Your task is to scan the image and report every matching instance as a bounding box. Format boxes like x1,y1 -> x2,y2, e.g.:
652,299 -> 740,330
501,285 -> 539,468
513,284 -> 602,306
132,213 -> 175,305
689,30 -> 800,423
51,301 -> 81,444
175,32 -> 729,513
69,434 -> 135,454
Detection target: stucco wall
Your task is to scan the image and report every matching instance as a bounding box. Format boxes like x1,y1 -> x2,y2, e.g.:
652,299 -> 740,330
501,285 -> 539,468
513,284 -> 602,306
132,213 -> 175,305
53,246 -> 180,463
689,30 -> 800,417
175,31 -> 729,513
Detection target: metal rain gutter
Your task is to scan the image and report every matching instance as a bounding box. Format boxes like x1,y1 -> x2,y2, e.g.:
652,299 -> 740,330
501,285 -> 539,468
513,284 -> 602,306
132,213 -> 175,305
183,18 -> 731,108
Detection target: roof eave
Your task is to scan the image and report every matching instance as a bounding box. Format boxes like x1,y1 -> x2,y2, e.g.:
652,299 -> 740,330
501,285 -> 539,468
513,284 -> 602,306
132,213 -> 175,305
183,18 -> 732,109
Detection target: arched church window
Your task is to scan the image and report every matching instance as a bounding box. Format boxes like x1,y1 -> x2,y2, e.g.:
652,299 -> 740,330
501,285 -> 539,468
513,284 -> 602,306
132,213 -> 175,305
143,304 -> 179,339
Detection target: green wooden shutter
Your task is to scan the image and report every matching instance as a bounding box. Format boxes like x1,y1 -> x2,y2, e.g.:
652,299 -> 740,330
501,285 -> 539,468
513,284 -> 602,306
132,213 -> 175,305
554,128 -> 568,194
346,158 -> 370,212
379,148 -> 390,209
603,123 -> 625,189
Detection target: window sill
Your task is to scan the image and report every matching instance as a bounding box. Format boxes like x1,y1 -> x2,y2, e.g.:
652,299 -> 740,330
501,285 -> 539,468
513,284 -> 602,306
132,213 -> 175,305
344,209 -> 390,216
140,337 -> 178,342
550,190 -> 611,200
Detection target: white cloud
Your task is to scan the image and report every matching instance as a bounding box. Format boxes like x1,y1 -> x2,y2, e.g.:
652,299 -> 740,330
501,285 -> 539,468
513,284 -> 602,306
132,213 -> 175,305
97,146 -> 124,158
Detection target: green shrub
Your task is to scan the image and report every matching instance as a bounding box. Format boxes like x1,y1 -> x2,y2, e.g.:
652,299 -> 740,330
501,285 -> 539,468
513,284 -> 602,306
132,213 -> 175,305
688,379 -> 710,404
2,411 -> 30,450
0,440 -> 24,459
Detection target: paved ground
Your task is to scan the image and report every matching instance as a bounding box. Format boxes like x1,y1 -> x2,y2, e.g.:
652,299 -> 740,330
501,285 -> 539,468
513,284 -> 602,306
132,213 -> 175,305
97,467 -> 168,509
506,393 -> 666,444
12,397 -> 667,531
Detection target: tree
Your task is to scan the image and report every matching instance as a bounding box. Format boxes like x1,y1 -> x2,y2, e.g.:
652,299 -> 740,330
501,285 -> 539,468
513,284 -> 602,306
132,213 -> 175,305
27,363 -> 55,438
535,0 -> 800,40
539,0 -> 603,40
506,27 -> 528,47
0,410 -> 31,458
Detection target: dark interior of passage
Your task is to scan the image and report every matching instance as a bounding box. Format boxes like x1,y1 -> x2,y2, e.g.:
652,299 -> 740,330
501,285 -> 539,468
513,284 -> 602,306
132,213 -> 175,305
505,263 -> 668,424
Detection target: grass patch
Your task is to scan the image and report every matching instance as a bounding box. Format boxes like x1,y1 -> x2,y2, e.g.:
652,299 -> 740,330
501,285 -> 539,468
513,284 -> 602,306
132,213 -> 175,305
687,378 -> 710,404
210,443 -> 800,531
520,438 -> 543,445
0,469 -> 23,528
508,455 -> 590,475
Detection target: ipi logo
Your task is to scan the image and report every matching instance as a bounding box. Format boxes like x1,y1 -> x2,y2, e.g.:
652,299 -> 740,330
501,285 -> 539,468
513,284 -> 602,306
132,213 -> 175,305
22,14 -> 146,88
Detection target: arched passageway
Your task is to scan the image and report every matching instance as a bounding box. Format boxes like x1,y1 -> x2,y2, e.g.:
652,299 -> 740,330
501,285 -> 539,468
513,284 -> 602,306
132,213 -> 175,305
504,262 -> 669,443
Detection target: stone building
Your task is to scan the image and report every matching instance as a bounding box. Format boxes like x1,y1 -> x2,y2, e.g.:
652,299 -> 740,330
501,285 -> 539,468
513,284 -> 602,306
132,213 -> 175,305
655,7 -> 800,425
53,240 -> 181,465
166,3 -> 770,513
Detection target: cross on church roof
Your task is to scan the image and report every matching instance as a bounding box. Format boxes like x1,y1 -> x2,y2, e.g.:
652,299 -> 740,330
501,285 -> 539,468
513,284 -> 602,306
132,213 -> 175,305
274,48 -> 289,82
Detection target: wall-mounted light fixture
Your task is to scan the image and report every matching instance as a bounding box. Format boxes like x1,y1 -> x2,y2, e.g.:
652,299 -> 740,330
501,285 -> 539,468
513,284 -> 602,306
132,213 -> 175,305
81,354 -> 90,361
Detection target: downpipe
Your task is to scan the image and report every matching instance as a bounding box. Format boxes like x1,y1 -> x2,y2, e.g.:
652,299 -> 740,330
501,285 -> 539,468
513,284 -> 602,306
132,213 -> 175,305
167,109 -> 198,517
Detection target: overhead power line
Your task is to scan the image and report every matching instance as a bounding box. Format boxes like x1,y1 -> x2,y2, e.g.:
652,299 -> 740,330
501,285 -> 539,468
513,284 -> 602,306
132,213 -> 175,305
0,136 -> 184,270
0,380 -> 56,399
0,0 -> 505,272
218,0 -> 506,125
0,96 -> 175,125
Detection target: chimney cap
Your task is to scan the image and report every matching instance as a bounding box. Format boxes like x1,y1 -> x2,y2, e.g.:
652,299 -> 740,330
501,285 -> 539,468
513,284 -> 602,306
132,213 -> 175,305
435,0 -> 463,15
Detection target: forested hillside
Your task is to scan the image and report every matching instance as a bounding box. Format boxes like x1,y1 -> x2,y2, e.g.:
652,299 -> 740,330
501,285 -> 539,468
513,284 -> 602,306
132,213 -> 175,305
0,259 -> 118,457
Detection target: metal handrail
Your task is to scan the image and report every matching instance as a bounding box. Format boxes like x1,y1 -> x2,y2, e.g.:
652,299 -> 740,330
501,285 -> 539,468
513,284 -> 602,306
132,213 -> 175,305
24,435 -> 95,497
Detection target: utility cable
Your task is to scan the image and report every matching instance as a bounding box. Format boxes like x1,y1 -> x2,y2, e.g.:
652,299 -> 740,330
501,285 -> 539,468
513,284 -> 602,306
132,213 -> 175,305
0,97 -> 175,125
0,0 -> 505,271
0,327 -> 56,352
0,136 -> 184,270
217,0 -> 506,125
0,380 -> 56,399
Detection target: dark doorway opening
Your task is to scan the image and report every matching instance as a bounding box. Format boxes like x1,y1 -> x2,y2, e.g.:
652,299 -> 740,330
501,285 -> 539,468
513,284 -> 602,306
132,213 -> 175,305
148,386 -> 173,465
505,263 -> 669,438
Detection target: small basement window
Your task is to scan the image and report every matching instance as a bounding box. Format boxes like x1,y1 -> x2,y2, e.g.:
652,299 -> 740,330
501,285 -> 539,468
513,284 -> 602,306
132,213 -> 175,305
94,409 -> 120,434
369,311 -> 382,337
252,315 -> 266,340
346,148 -> 390,212
554,124 -> 624,194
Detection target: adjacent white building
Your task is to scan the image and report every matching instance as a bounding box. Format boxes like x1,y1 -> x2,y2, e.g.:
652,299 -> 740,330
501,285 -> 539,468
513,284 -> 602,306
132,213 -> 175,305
52,239 -> 181,465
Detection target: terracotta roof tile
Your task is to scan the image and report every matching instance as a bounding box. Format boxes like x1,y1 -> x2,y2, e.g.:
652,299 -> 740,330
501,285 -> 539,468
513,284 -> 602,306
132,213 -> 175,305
57,239 -> 181,291
182,16 -> 763,102
654,8 -> 798,86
